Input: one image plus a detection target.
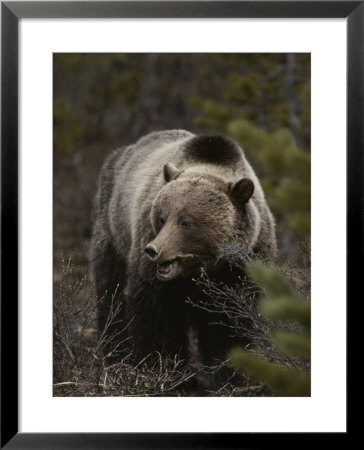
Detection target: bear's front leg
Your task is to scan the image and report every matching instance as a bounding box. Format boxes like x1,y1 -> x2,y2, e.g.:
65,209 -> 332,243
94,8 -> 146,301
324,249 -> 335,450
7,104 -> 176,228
196,316 -> 249,390
90,236 -> 128,360
124,277 -> 190,362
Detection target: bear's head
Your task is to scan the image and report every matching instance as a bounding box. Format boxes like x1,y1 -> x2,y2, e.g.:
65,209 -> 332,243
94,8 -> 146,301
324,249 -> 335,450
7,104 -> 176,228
145,163 -> 260,281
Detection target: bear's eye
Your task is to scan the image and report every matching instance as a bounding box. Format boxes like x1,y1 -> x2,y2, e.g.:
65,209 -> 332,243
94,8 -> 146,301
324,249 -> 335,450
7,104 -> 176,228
180,220 -> 191,228
159,217 -> 166,226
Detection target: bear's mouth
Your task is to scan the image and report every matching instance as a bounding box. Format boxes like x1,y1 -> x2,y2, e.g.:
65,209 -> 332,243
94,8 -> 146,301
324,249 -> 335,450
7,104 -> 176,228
156,259 -> 180,281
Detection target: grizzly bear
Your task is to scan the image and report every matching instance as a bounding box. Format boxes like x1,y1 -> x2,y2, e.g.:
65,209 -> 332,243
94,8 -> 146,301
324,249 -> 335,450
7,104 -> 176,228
90,130 -> 277,380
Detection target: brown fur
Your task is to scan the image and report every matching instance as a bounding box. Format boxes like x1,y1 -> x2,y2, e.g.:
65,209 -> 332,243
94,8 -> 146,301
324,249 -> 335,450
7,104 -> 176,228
89,130 -> 277,384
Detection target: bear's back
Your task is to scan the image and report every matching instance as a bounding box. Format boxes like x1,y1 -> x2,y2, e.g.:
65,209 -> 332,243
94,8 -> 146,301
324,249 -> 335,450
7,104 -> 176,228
181,135 -> 244,167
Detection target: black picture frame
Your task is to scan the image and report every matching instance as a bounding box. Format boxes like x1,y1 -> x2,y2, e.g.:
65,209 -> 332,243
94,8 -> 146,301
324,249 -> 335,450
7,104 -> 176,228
1,1 -> 359,448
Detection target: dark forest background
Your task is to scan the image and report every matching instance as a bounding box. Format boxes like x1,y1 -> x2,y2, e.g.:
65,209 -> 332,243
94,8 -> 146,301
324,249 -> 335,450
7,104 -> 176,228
53,54 -> 311,396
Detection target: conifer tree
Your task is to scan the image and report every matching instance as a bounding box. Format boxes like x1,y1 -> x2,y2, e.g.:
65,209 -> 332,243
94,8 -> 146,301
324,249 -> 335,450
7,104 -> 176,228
230,261 -> 311,397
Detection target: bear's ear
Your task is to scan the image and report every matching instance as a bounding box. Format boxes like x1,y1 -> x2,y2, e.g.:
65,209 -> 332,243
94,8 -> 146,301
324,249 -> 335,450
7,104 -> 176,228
228,178 -> 254,205
163,163 -> 182,183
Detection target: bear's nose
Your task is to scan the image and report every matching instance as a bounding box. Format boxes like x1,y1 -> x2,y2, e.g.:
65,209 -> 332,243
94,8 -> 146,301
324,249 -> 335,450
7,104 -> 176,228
144,243 -> 161,261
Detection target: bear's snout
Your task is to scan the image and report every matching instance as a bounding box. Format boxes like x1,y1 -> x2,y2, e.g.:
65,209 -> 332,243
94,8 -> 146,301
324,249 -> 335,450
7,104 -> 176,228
144,243 -> 161,261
